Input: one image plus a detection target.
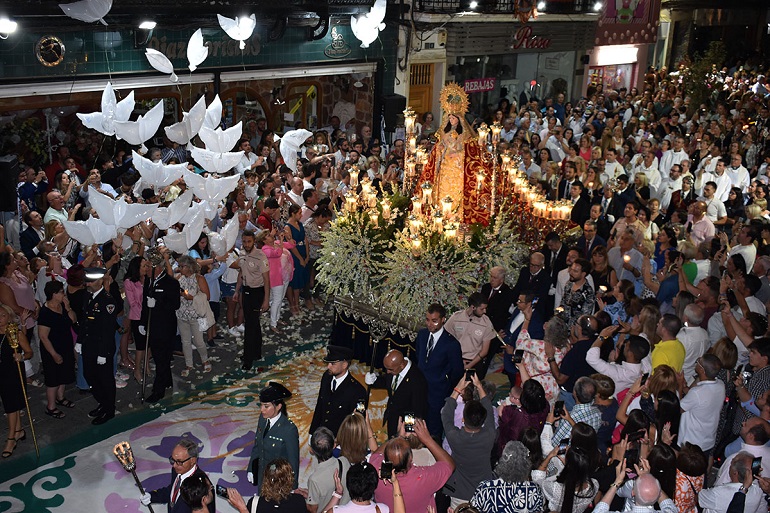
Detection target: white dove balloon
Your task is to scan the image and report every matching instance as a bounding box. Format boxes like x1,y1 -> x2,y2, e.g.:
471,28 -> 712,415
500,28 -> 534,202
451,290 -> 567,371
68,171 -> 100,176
183,170 -> 241,203
350,0 -> 387,48
151,190 -> 193,230
114,100 -> 164,151
178,198 -> 206,225
217,14 -> 256,50
59,0 -> 112,25
189,146 -> 244,175
164,95 -> 207,145
76,82 -> 134,136
131,150 -> 187,188
202,94 -> 223,131
145,48 -> 178,83
207,216 -> 239,256
63,217 -> 117,246
198,121 -> 243,153
89,191 -> 159,230
280,129 -> 313,172
187,29 -> 209,72
163,206 -> 206,253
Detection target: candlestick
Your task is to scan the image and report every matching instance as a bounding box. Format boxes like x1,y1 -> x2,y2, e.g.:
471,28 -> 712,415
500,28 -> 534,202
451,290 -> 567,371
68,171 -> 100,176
441,196 -> 454,218
421,182 -> 433,205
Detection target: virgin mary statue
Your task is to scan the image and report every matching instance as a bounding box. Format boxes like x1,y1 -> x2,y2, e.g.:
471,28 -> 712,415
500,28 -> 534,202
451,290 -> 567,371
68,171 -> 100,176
418,83 -> 494,226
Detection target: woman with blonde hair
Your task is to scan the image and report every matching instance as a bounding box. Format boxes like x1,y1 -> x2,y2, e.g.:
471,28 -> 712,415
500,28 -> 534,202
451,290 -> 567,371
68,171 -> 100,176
226,458 -> 306,513
336,413 -> 378,464
616,364 -> 678,428
44,220 -> 77,264
365,156 -> 382,181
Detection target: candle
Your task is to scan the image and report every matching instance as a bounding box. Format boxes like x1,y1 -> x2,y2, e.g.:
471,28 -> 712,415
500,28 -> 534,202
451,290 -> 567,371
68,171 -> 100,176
491,121 -> 502,145
409,136 -> 417,153
406,157 -> 416,177
411,235 -> 421,249
441,196 -> 454,217
411,196 -> 423,215
623,254 -> 631,263
368,194 -> 377,208
432,211 -> 444,232
345,192 -> 357,211
404,107 -> 416,134
382,200 -> 391,219
477,171 -> 485,191
445,222 -> 458,238
599,285 -> 608,295
350,170 -> 359,188
415,148 -> 426,164
408,214 -> 422,233
478,123 -> 489,147
421,182 -> 433,204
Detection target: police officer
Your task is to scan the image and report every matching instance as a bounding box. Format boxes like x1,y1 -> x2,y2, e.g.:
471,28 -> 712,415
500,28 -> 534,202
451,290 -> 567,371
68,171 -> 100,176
80,267 -> 118,425
309,345 -> 367,436
248,382 -> 299,489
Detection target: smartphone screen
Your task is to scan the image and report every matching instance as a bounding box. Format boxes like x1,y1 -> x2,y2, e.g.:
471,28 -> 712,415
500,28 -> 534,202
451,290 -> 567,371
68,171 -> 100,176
554,400 -> 565,417
640,373 -> 649,386
355,400 -> 366,415
380,461 -> 393,480
215,484 -> 229,499
513,349 -> 524,364
403,412 -> 415,432
752,456 -> 762,476
557,438 -> 570,455
465,369 -> 476,381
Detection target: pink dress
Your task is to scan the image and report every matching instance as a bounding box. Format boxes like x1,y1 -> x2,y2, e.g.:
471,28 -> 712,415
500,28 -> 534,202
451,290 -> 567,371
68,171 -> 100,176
124,279 -> 144,321
517,329 -> 565,403
0,271 -> 37,329
261,241 -> 296,287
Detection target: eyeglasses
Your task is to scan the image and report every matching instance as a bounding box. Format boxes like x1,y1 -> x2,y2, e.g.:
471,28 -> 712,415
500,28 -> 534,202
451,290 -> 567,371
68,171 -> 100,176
169,456 -> 193,466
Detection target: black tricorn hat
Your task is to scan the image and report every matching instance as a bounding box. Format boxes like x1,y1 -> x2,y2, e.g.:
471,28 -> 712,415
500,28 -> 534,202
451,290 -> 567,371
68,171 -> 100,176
323,345 -> 354,363
259,382 -> 292,403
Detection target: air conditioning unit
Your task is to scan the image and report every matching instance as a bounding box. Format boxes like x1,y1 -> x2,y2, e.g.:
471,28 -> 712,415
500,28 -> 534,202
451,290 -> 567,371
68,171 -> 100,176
418,28 -> 447,50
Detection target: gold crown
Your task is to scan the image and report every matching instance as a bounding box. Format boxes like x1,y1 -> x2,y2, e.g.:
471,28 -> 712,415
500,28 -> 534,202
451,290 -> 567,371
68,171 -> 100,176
439,83 -> 470,117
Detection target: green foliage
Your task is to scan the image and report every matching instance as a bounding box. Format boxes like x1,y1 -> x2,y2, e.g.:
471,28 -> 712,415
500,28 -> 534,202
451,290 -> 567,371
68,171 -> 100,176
684,41 -> 727,109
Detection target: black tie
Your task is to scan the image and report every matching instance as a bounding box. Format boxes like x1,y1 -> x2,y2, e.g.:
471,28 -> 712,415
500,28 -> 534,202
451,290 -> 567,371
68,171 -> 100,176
426,334 -> 435,362
331,379 -> 337,392
263,420 -> 271,438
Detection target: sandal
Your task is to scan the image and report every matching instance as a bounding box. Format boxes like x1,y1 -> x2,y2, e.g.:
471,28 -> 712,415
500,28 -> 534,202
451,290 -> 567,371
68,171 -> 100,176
55,398 -> 75,409
2,438 -> 16,458
15,430 -> 26,442
45,407 -> 65,419
203,362 -> 212,373
180,368 -> 192,377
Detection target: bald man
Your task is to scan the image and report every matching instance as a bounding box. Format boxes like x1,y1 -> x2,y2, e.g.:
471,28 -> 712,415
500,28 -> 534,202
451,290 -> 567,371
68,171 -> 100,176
595,470 -> 676,513
365,349 -> 429,438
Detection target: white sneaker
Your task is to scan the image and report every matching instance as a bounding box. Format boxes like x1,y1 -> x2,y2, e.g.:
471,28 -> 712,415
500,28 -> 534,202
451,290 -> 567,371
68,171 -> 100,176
116,380 -> 127,388
236,324 -> 245,333
228,326 -> 240,336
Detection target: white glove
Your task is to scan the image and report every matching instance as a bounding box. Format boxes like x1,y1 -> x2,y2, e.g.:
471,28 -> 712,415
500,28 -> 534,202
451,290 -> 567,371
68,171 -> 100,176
247,472 -> 254,485
364,372 -> 377,385
138,325 -> 146,336
548,285 -> 556,296
74,343 -> 82,354
140,492 -> 152,506
146,297 -> 156,308
97,356 -> 107,365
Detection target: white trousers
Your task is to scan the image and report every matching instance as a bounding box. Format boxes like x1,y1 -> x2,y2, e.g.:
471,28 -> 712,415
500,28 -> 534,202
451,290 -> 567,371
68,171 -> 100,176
177,317 -> 208,368
269,283 -> 288,327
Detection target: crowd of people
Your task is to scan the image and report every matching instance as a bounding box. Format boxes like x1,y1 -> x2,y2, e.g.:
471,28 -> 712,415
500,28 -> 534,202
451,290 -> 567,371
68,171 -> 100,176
2,57 -> 770,513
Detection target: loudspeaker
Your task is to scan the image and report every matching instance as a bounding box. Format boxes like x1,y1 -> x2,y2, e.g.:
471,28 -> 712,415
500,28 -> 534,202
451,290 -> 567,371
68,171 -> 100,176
382,94 -> 406,132
0,156 -> 19,212
580,55 -> 590,65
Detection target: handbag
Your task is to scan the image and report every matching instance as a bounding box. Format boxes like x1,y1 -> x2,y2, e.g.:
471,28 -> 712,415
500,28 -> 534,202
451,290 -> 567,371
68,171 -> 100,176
192,292 -> 215,331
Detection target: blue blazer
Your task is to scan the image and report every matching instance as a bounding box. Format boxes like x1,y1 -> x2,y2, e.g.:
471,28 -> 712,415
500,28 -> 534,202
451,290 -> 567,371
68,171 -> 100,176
502,308 -> 545,375
415,328 -> 463,403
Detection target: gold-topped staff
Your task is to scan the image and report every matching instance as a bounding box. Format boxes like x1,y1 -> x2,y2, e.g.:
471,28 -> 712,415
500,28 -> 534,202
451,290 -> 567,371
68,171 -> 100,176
114,441 -> 156,513
6,322 -> 39,458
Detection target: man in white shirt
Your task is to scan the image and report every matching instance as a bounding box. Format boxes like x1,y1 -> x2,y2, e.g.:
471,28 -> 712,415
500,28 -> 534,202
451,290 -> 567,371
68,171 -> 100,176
79,168 -> 117,207
544,126 -> 568,162
554,247 -> 594,309
500,118 -> 516,143
729,226 -> 759,273
677,304 -> 710,385
520,150 -> 541,178
639,152 -> 662,195
601,148 -> 624,185
235,138 -> 261,175
698,158 -> 731,201
698,181 -> 728,223
727,153 -> 751,193
333,139 -> 350,165
586,331 -> 648,395
677,353 -> 725,452
714,417 -> 770,485
698,452 -> 767,513
287,177 -> 305,207
658,136 -> 688,180
631,140 -> 658,177
658,163 -> 684,210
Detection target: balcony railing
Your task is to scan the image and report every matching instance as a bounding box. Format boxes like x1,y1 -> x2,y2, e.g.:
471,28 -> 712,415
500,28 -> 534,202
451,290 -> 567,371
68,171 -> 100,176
414,0 -> 598,15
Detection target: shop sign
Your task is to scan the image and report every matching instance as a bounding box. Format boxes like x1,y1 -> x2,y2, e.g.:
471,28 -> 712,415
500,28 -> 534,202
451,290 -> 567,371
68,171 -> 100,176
325,27 -> 352,59
511,26 -> 552,50
464,77 -> 496,93
147,34 -> 261,59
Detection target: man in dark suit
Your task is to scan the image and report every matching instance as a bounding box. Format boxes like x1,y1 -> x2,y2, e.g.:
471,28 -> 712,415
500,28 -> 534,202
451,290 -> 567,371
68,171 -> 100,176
542,232 -> 568,285
143,248 -> 181,404
556,161 -> 578,200
479,266 -> 516,333
365,349 -> 429,438
510,251 -> 550,304
20,210 -> 51,260
569,181 -> 592,227
614,175 -> 636,208
501,291 -> 546,386
309,345 -> 367,436
141,438 -> 216,513
248,382 -> 300,488
415,303 -> 463,438
587,204 -> 613,242
576,220 -> 607,259
594,185 -> 625,225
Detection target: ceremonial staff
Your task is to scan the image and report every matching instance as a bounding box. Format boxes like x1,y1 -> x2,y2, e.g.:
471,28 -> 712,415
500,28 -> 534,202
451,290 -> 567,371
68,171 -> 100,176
113,441 -> 155,513
6,322 -> 39,457
141,248 -> 164,403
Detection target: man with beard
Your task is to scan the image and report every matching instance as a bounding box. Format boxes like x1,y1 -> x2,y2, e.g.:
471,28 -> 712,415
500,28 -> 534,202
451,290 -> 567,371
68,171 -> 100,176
444,292 -> 497,379
309,345 -> 367,436
144,248 -> 181,404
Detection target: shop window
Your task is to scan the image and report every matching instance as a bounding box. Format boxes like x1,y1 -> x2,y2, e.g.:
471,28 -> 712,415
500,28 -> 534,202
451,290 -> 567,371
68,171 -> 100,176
283,82 -> 322,132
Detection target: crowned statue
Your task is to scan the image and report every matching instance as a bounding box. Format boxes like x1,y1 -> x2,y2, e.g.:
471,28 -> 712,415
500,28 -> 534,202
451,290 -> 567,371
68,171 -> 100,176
418,83 -> 496,226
